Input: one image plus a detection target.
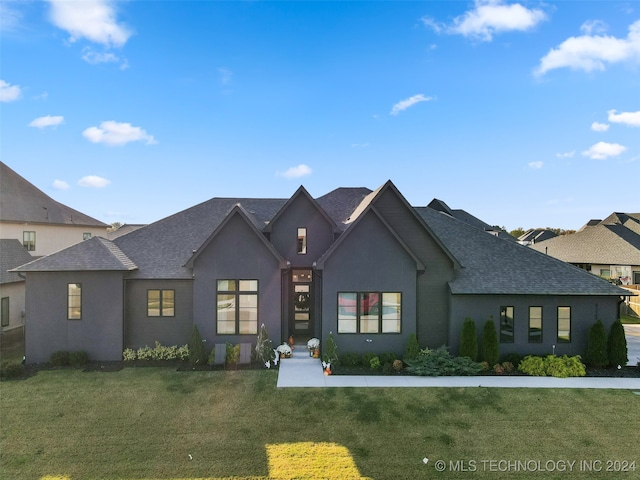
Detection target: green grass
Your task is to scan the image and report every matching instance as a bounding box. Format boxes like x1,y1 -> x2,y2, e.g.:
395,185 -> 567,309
1,367 -> 639,480
621,314 -> 640,324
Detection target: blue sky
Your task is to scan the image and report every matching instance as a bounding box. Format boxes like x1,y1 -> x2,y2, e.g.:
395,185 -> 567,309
1,0 -> 638,231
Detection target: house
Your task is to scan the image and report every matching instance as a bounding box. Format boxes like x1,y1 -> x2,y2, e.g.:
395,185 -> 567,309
517,228 -> 558,246
530,213 -> 640,285
13,181 -> 630,364
0,162 -> 109,335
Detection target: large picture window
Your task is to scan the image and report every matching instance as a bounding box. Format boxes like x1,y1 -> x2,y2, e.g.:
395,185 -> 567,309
217,280 -> 258,335
147,290 -> 175,317
68,283 -> 82,320
557,307 -> 571,343
337,292 -> 401,334
528,306 -> 542,343
500,306 -> 514,343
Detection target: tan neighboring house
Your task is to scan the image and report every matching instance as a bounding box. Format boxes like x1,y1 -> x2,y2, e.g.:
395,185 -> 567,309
0,162 -> 108,333
531,212 -> 640,316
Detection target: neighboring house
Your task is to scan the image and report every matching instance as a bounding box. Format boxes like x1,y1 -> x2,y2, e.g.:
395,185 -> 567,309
107,224 -> 146,240
0,239 -> 34,332
0,162 -> 108,257
0,162 -> 108,334
530,213 -> 640,286
13,181 -> 629,363
517,228 -> 558,246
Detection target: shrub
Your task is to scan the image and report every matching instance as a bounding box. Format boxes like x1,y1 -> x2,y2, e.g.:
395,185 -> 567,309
379,352 -> 397,366
560,355 -> 586,377
226,343 -> 240,366
493,363 -> 504,374
50,350 -> 70,366
208,346 -> 216,366
0,361 -> 24,379
189,325 -> 207,365
480,361 -> 490,371
608,319 -> 628,368
340,352 -> 361,367
585,320 -> 608,368
392,359 -> 404,371
122,348 -> 136,361
369,356 -> 381,370
323,332 -> 339,366
69,351 -> 89,367
382,362 -> 393,374
459,318 -> 478,361
361,352 -> 377,368
519,355 -> 546,376
404,333 -> 420,361
404,346 -> 483,376
254,324 -> 275,366
501,353 -> 522,368
501,361 -> 515,373
481,318 -> 499,366
136,346 -> 153,360
176,344 -> 189,361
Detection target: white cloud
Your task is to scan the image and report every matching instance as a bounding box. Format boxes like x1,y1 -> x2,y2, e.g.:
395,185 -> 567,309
52,180 -> 70,190
424,0 -> 547,42
580,20 -> 608,36
582,141 -> 627,160
78,175 -> 111,188
277,164 -> 313,179
0,79 -> 22,102
29,115 -> 64,128
390,94 -> 433,115
590,121 -> 609,132
556,151 -> 575,159
0,2 -> 23,32
81,47 -> 128,69
83,121 -> 156,146
528,161 -> 543,169
47,0 -> 132,47
608,109 -> 640,127
535,19 -> 640,76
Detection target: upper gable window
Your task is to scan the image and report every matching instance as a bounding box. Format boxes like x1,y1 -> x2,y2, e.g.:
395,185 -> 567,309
297,228 -> 307,255
23,231 -> 35,251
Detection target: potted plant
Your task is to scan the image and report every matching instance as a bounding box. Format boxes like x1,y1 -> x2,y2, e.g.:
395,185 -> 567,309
276,343 -> 292,359
307,338 -> 320,357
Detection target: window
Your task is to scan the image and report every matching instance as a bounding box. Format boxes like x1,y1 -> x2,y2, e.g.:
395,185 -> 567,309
500,306 -> 514,343
528,306 -> 542,343
557,307 -> 571,343
297,228 -> 307,254
147,290 -> 175,317
217,280 -> 258,335
1,298 -> 9,327
68,283 -> 82,320
600,269 -> 610,279
337,292 -> 401,334
23,231 -> 36,251
83,233 -> 92,240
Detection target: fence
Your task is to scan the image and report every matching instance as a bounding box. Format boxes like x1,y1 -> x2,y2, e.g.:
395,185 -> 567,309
622,286 -> 640,318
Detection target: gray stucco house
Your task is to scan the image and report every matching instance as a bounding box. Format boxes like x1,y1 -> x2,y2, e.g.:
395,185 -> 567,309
13,181 -> 629,364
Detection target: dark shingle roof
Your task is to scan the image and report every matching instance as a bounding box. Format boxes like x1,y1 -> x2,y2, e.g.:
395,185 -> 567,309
416,207 -> 627,296
12,236 -> 137,272
317,187 -> 373,231
1,239 -> 33,284
0,162 -> 107,227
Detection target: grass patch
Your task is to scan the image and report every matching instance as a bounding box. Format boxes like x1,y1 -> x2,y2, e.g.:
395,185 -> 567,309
1,368 -> 639,479
621,314 -> 640,324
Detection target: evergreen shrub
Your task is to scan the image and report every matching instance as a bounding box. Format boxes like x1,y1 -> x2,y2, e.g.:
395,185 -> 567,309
585,320 -> 608,368
188,325 -> 207,365
607,319 -> 628,368
404,333 -> 420,361
50,351 -> 70,366
459,318 -> 478,361
481,318 -> 499,366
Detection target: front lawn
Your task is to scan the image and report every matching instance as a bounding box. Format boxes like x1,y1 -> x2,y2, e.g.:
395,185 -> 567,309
1,367 -> 639,479
621,314 -> 640,324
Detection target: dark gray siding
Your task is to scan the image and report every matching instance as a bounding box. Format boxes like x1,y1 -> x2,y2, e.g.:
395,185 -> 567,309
321,210 -> 417,355
449,294 -> 621,357
193,212 -> 283,345
374,188 -> 455,348
124,279 -> 193,348
269,194 -> 335,268
24,271 -> 124,363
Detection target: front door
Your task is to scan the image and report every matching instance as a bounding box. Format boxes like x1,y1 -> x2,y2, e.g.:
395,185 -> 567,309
291,269 -> 313,335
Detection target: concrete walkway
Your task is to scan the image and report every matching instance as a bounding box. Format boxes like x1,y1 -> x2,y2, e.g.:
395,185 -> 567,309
276,346 -> 640,390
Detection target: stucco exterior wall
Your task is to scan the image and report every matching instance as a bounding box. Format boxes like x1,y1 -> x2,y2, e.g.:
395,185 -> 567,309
449,294 -> 621,358
124,279 -> 193,349
0,223 -> 107,257
24,271 -> 124,363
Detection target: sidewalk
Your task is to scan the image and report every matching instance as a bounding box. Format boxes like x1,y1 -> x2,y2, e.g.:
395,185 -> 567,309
276,348 -> 640,390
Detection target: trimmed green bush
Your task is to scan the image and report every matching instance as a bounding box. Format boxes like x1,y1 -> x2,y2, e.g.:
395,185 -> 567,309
50,350 -> 70,366
481,318 -> 499,366
188,325 -> 207,365
379,352 -> 397,366
607,319 -> 628,368
501,353 -> 522,368
459,318 -> 478,361
404,346 -> 483,376
340,352 -> 361,367
226,343 -> 240,366
361,352 -> 377,368
369,356 -> 382,370
518,354 -> 585,377
123,348 -> 136,361
585,320 -> 608,367
404,333 -> 420,361
69,351 -> 89,367
519,355 -> 546,376
0,361 -> 24,379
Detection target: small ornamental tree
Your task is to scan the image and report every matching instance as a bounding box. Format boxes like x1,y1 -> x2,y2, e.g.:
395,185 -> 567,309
607,319 -> 628,368
404,333 -> 420,362
323,332 -> 339,366
459,318 -> 478,361
255,324 -> 276,367
481,317 -> 499,366
188,325 -> 207,365
585,320 -> 608,368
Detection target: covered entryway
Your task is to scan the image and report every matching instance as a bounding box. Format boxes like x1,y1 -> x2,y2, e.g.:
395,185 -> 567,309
291,269 -> 313,336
